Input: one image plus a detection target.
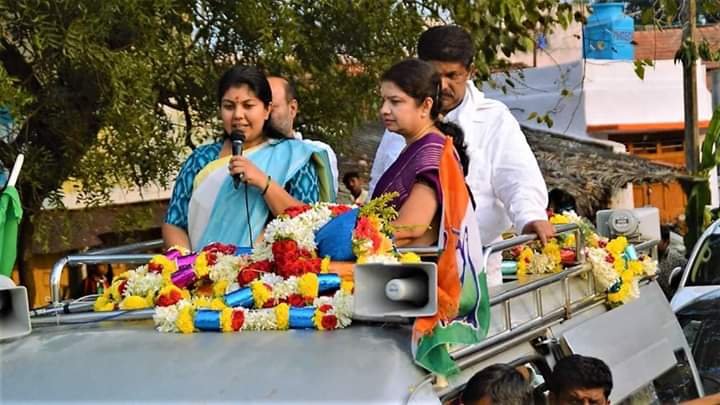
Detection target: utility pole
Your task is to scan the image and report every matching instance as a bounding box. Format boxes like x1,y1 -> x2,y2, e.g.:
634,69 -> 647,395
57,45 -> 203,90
683,0 -> 700,174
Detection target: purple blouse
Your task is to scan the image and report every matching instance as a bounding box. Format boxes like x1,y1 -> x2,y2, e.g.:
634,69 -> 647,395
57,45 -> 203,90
372,132 -> 444,211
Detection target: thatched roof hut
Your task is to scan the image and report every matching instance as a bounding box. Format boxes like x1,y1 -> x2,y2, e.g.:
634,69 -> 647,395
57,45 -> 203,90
523,127 -> 681,216
339,123 -> 682,216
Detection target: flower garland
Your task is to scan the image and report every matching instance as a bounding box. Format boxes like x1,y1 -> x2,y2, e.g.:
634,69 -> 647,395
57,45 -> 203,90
516,239 -> 563,276
94,198 -> 423,332
513,211 -> 658,305
586,235 -> 657,305
94,201 -> 416,334
352,193 -> 397,260
152,285 -> 354,334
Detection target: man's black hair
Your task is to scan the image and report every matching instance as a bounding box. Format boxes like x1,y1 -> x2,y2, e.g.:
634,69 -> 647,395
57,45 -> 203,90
660,225 -> 671,242
461,364 -> 532,405
549,355 -> 613,400
342,171 -> 360,188
417,25 -> 475,67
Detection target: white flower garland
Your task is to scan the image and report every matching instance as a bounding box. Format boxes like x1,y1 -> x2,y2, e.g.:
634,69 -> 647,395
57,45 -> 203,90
124,265 -> 164,298
208,254 -> 245,284
586,247 -> 618,290
252,203 -> 335,262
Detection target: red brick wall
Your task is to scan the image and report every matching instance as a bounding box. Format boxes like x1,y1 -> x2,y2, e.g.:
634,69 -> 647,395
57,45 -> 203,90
634,25 -> 720,61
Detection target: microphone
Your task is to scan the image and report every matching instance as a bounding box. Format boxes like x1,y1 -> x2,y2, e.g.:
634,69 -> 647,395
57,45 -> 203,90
230,130 -> 245,188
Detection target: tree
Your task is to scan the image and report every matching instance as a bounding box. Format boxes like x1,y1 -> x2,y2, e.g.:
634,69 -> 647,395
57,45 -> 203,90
0,0 -> 576,303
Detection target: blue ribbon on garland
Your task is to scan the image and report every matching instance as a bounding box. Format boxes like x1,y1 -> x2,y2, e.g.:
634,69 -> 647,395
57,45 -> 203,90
289,307 -> 316,329
225,288 -> 254,308
195,309 -> 221,331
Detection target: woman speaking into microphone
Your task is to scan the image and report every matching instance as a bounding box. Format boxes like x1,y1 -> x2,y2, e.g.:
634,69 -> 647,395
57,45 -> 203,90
162,66 -> 335,251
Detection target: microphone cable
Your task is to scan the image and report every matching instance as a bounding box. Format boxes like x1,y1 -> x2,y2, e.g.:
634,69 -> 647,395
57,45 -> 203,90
230,130 -> 254,249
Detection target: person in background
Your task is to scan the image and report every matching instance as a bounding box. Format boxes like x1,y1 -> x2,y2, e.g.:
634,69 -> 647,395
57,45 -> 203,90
82,264 -> 109,295
460,363 -> 533,405
549,354 -> 613,405
267,76 -> 339,194
657,224 -> 688,298
368,25 -> 552,286
342,171 -> 368,205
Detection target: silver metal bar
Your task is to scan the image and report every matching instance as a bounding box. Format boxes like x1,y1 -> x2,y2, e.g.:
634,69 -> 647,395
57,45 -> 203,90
484,224 -> 579,255
396,224 -> 580,256
30,301 -> 95,317
489,263 -> 590,306
84,239 -> 163,256
50,254 -> 154,306
396,246 -> 441,255
450,295 -> 606,362
452,266 -> 596,360
574,227 -> 585,263
503,300 -> 512,331
535,289 -> 543,318
31,309 -> 155,326
635,239 -> 659,253
564,277 -> 572,319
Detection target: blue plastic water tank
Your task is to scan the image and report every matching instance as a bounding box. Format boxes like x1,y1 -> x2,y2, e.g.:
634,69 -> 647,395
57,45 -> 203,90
583,3 -> 634,60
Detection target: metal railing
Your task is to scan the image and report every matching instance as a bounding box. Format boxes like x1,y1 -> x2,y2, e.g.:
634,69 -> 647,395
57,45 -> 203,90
39,225 -> 584,324
49,239 -> 163,306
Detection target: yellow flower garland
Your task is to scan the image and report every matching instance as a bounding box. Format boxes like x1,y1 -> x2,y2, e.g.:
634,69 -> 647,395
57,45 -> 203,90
176,306 -> 195,334
275,303 -> 290,330
400,252 -> 422,263
250,280 -> 272,308
320,256 -> 331,273
213,280 -> 229,297
93,292 -> 115,312
220,308 -> 234,333
194,252 -> 210,279
298,273 -> 319,298
119,295 -> 152,310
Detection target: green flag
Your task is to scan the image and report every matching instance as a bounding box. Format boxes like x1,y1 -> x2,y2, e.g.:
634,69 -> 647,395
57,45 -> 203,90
0,185 -> 22,276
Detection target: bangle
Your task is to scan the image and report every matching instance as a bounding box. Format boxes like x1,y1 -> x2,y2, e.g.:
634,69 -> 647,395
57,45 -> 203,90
261,175 -> 272,196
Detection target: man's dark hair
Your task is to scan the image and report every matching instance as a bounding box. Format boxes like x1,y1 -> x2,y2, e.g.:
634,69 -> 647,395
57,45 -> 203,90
461,364 -> 532,405
660,225 -> 671,242
549,355 -> 613,399
417,25 -> 475,67
342,171 -> 360,188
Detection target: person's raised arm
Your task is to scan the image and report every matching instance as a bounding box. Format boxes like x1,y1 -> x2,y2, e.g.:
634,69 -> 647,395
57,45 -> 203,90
229,154 -> 304,216
162,223 -> 191,251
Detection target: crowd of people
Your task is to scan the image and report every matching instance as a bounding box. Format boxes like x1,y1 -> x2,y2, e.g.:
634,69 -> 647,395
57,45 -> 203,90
461,354 -> 612,405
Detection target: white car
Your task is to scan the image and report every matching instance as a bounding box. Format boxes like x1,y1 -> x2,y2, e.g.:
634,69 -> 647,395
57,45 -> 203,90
671,219 -> 720,312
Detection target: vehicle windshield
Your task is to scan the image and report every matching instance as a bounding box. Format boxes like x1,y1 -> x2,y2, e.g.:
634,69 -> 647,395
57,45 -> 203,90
686,233 -> 720,286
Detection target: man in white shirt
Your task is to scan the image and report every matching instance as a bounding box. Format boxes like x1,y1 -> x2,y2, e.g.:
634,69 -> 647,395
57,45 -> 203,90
368,26 -> 553,286
268,76 -> 339,194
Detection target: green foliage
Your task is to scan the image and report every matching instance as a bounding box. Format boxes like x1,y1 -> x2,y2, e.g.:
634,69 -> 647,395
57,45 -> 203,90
633,59 -> 654,80
429,0 -> 583,79
0,0 -> 579,213
0,0 -> 580,260
684,107 -> 720,251
360,191 -> 399,236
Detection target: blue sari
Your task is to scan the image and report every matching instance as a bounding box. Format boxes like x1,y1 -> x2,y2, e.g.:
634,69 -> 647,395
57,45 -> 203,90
167,138 -> 335,249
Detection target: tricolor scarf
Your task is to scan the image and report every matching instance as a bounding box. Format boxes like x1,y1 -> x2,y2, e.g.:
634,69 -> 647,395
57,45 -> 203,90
412,136 -> 490,376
